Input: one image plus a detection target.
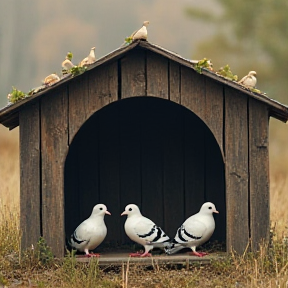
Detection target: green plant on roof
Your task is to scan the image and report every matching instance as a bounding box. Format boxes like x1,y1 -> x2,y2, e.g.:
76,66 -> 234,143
66,51 -> 73,61
124,36 -> 133,46
7,87 -> 27,104
217,65 -> 238,81
70,65 -> 87,77
195,58 -> 213,74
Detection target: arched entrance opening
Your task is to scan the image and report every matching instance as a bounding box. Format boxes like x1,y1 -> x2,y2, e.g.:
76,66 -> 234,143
64,97 -> 226,251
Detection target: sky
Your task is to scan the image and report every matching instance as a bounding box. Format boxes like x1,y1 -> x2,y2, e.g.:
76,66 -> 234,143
0,0 -> 219,108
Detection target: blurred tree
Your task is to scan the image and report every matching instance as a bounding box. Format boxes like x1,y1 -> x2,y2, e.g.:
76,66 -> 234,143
187,0 -> 288,102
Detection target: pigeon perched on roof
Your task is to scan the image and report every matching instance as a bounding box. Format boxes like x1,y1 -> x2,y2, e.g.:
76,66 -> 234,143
62,58 -> 75,71
238,71 -> 257,88
69,204 -> 111,257
165,202 -> 219,257
132,21 -> 149,40
79,47 -> 96,67
121,204 -> 170,257
43,73 -> 60,86
122,21 -> 150,46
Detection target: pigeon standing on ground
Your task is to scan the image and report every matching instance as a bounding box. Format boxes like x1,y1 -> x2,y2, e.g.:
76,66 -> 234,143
79,47 -> 96,67
238,71 -> 257,88
165,202 -> 219,257
69,204 -> 111,257
121,204 -> 170,257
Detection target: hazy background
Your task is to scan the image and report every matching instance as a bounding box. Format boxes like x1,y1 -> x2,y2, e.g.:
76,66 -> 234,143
0,0 -> 288,227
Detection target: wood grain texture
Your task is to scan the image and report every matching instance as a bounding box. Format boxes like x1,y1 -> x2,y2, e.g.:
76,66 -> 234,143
41,88 -> 68,257
169,61 -> 181,104
184,112 -> 206,220
121,49 -> 146,98
97,103 -> 121,245
162,103 -> 185,237
68,74 -> 89,143
225,87 -> 249,253
88,62 -> 118,114
146,51 -> 169,99
204,78 -> 224,154
19,102 -> 41,250
249,98 -> 270,251
180,66 -> 205,120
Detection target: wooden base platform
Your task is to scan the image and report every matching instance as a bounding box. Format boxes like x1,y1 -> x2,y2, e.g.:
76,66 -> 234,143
75,252 -> 226,266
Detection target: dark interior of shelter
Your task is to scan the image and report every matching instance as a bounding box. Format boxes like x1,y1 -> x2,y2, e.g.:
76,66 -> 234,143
64,97 -> 226,252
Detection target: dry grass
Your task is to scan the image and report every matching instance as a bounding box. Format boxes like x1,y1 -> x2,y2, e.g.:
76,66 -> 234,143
1,123 -> 288,287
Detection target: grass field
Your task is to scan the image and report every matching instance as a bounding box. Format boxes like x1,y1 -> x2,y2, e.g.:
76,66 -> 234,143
1,122 -> 288,287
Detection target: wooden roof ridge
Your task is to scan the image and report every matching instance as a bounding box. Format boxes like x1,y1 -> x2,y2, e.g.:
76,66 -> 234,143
1,40 -> 288,129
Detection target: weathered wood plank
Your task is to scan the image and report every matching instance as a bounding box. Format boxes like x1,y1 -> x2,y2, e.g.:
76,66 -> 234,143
88,62 -> 118,114
180,66 -> 205,120
249,99 -> 270,251
64,142 -> 80,238
97,103 -> 121,245
169,61 -> 181,104
184,112 -> 206,220
141,98 -> 165,230
204,78 -> 224,154
146,51 -> 169,99
119,99 -> 142,243
121,49 -> 146,98
162,102 -> 185,237
41,88 -> 68,257
225,87 -> 249,254
19,102 -> 41,250
204,130 -> 226,243
68,74 -> 89,143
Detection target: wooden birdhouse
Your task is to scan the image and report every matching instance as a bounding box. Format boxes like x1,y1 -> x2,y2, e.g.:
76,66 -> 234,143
1,40 -> 288,258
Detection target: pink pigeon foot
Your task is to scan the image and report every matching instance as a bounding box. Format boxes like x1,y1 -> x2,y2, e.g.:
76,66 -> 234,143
85,253 -> 101,257
129,252 -> 152,257
190,251 -> 208,257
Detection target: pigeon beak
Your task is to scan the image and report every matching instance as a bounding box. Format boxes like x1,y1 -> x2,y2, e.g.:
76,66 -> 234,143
214,210 -> 219,214
121,211 -> 127,216
105,211 -> 111,215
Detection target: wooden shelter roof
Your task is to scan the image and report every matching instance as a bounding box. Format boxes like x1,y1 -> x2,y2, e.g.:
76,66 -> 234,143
1,40 -> 288,130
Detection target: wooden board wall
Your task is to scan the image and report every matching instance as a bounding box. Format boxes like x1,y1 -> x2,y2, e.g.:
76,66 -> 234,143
19,102 -> 41,250
18,47 -> 271,256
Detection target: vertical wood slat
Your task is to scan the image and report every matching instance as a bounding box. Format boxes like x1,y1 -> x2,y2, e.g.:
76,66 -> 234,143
121,49 -> 146,98
88,62 -> 118,113
119,100 -> 142,243
162,103 -> 185,237
141,100 -> 165,230
169,61 -> 180,104
146,51 -> 169,99
249,99 -> 270,251
41,88 -> 68,257
97,103 -> 121,245
184,112 -> 206,220
180,66 -> 205,120
19,102 -> 41,250
225,87 -> 249,253
204,79 -> 224,154
68,74 -> 89,144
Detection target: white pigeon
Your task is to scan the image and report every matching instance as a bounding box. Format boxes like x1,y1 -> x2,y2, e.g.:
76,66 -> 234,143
121,204 -> 170,257
69,204 -> 111,257
132,21 -> 150,41
238,71 -> 257,88
165,202 -> 219,257
79,47 -> 96,67
62,57 -> 75,71
43,73 -> 60,86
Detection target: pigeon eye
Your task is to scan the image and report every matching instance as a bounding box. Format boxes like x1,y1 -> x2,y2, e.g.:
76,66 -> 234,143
100,207 -> 103,210
208,207 -> 212,210
129,208 -> 132,211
